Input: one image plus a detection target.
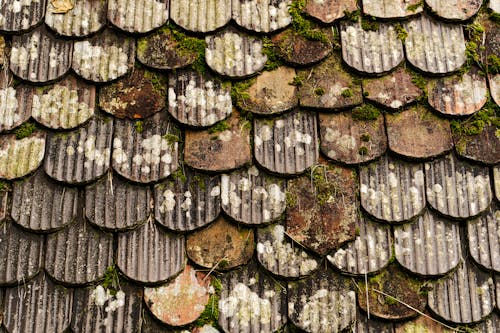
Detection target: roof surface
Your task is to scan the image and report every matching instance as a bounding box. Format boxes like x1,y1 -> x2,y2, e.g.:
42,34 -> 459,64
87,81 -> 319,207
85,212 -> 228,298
0,0 -> 499,332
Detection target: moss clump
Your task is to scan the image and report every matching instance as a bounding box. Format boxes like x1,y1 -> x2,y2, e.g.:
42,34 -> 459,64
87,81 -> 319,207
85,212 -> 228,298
262,37 -> 283,71
311,166 -> 344,206
171,167 -> 187,183
290,75 -> 304,86
0,181 -> 11,192
487,54 -> 500,75
14,122 -> 36,140
360,134 -> 371,142
143,70 -> 167,96
289,0 -> 329,43
358,146 -> 368,155
490,11 -> 500,23
450,100 -> 500,136
394,24 -> 408,42
384,296 -> 398,305
361,16 -> 379,31
341,88 -> 353,98
193,277 -> 222,328
208,120 -> 231,134
285,191 -> 298,208
168,24 -> 207,74
351,104 -> 381,121
343,9 -> 360,22
163,133 -> 180,146
231,79 -> 254,106
101,265 -> 120,295
134,121 -> 143,133
314,87 -> 325,96
407,1 -> 423,12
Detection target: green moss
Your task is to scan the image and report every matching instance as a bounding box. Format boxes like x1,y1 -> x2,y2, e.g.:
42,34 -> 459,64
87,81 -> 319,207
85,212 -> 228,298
193,277 -> 222,328
167,24 -> 207,74
314,87 -> 325,96
137,38 -> 148,55
134,121 -> 143,133
289,0 -> 329,43
208,120 -> 230,134
407,1 -> 423,12
358,146 -> 368,155
355,227 -> 360,236
0,180 -> 11,192
361,16 -> 379,32
487,54 -> 500,75
363,91 -> 369,97
451,100 -> 500,136
231,79 -> 254,106
192,175 -> 206,191
262,37 -> 283,71
163,133 -> 180,146
360,134 -> 371,142
341,88 -> 353,98
143,70 -> 167,95
311,166 -> 344,206
289,75 -> 304,87
351,104 -> 381,121
171,167 -> 187,183
14,122 -> 36,140
285,191 -> 298,208
101,264 -> 120,295
394,24 -> 408,42
490,11 -> 500,23
343,9 -> 360,22
384,295 -> 398,305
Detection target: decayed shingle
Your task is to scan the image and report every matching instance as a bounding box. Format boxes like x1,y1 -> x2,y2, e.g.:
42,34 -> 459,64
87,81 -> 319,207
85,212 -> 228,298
10,25 -> 72,82
428,260 -> 495,324
0,72 -> 32,132
45,0 -> 106,37
0,132 -> 46,180
0,190 -> 8,222
288,268 -> 356,333
218,261 -> 287,333
221,165 -> 286,225
491,75 -> 500,106
254,109 -> 318,175
454,124 -> 500,165
394,209 -> 461,276
31,74 -> 95,129
286,163 -> 357,255
112,112 -> 180,183
186,216 -> 254,269
319,110 -> 387,165
108,0 -> 168,33
44,116 -> 113,184
360,154 -> 426,223
168,70 -> 232,126
45,219 -> 114,285
425,153 -> 491,219
386,105 -> 452,159
72,28 -> 135,82
117,219 -> 185,284
256,223 -> 319,278
3,273 -> 73,333
328,216 -> 392,275
425,0 -> 482,20
71,281 -> 143,333
298,53 -> 363,110
11,170 -> 78,232
271,29 -> 333,66
428,67 -> 487,116
0,221 -> 43,285
304,0 -> 357,23
100,68 -> 167,119
232,0 -> 291,33
144,265 -> 210,326
357,264 -> 427,320
362,67 -> 422,110
362,0 -> 423,18
468,205 -> 500,272
205,27 -> 267,78
170,0 -> 231,32
355,308 -> 395,333
404,15 -> 465,74
184,112 -> 251,172
154,168 -> 220,232
340,21 -> 404,74
86,172 -> 151,231
236,66 -> 298,115
0,0 -> 46,32
394,313 -> 460,333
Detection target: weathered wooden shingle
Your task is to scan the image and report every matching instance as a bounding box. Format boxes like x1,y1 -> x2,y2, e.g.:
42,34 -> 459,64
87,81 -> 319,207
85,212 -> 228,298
256,223 -> 319,278
45,220 -> 114,286
404,15 -> 465,74
0,132 -> 46,180
328,216 -> 392,275
168,70 -> 232,126
85,172 -> 151,231
0,75 -> 32,132
254,109 -> 318,175
490,75 -> 500,106
0,221 -> 43,285
108,0 -> 168,33
44,116 -> 113,184
0,0 -> 46,32
11,170 -> 78,232
154,168 -> 220,232
10,25 -> 72,82
319,111 -> 387,165
362,0 -> 423,18
425,0 -> 482,20
3,273 -> 73,333
71,281 -> 143,333
425,153 -> 491,219
340,21 -> 404,74
360,154 -> 426,223
454,124 -> 500,165
468,205 -> 500,272
205,27 -> 267,78
355,308 -> 395,333
304,0 -> 357,23
31,74 -> 95,129
495,166 -> 500,202
72,28 -> 135,83
112,112 -> 179,183
170,0 -> 231,32
428,260 -> 495,324
394,209 -> 461,275
218,261 -> 287,333
232,0 -> 291,32
288,268 -> 356,333
117,219 -> 185,284
221,165 -> 286,225
428,67 -> 487,116
45,0 -> 107,37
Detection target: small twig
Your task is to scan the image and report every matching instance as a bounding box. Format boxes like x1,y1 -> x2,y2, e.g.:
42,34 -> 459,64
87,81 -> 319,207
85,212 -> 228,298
364,273 -> 370,319
202,256 -> 227,282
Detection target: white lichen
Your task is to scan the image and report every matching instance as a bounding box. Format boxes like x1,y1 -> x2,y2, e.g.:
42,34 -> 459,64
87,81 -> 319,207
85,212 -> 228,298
73,41 -> 129,81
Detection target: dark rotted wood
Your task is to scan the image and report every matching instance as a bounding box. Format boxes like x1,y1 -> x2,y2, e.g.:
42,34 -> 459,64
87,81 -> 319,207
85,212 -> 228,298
304,0 -> 357,23
454,124 -> 500,165
99,68 -> 166,119
286,162 -> 357,255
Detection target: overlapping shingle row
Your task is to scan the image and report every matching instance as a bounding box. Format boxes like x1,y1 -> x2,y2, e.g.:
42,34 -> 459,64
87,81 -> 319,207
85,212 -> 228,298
0,0 -> 499,332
